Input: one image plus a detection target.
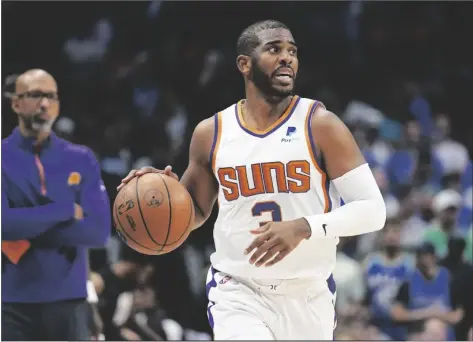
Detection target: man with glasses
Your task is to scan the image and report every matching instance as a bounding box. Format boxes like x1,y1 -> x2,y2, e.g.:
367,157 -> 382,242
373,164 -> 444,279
1,69 -> 111,340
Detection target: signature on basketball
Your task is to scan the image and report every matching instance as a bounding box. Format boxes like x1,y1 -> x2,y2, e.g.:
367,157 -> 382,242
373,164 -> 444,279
144,189 -> 164,208
117,199 -> 134,215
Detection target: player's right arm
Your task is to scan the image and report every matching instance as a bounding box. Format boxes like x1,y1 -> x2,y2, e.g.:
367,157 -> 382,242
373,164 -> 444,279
1,173 -> 78,240
179,118 -> 219,230
118,117 -> 218,231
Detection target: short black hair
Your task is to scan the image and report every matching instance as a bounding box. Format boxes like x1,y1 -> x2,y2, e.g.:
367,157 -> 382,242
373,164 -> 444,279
236,20 -> 290,56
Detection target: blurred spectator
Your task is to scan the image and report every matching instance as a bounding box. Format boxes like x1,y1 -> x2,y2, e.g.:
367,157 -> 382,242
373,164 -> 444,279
90,249 -> 155,340
440,237 -> 473,340
425,189 -> 473,262
363,218 -> 414,340
397,186 -> 432,251
333,239 -> 365,319
433,113 -> 470,175
391,242 -> 463,340
343,100 -> 394,168
408,94 -> 434,138
385,121 -> 444,195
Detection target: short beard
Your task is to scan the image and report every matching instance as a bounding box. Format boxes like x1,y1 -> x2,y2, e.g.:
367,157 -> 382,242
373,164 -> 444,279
18,112 -> 54,136
249,56 -> 293,103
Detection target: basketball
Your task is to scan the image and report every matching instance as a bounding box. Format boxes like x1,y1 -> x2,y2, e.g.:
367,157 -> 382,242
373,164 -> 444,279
113,173 -> 194,255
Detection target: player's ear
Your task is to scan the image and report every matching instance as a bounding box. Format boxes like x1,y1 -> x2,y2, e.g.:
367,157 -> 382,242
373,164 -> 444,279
236,55 -> 251,76
11,95 -> 20,114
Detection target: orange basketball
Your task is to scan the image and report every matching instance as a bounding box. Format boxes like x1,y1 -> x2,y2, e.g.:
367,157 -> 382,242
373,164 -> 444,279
113,173 -> 194,255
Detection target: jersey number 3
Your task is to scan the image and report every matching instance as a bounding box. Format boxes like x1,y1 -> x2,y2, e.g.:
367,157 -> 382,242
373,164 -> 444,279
252,201 -> 282,226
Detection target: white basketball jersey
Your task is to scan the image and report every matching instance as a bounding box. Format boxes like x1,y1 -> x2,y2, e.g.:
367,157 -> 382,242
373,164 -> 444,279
209,96 -> 341,280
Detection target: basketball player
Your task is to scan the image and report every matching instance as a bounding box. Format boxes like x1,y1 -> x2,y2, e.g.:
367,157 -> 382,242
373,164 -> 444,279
119,20 -> 387,340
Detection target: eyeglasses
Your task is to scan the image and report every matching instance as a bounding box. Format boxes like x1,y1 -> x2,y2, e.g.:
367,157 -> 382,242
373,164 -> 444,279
16,91 -> 59,101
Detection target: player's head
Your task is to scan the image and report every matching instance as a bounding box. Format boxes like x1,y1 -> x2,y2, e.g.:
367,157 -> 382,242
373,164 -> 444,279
381,217 -> 402,256
236,20 -> 298,102
11,69 -> 59,136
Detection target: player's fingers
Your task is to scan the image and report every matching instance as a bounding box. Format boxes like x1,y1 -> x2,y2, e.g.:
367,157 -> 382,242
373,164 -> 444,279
169,171 -> 180,181
163,165 -> 180,180
249,238 -> 279,265
122,169 -> 138,182
135,166 -> 161,176
244,232 -> 271,256
255,245 -> 283,267
264,249 -> 289,267
250,222 -> 271,234
117,170 -> 138,190
163,165 -> 173,174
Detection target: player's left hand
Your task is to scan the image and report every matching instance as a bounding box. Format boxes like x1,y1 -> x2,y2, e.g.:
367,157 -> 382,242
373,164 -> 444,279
245,218 -> 311,267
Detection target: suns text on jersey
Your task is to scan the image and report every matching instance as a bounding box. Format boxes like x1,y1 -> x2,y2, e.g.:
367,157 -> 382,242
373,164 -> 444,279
216,160 -> 311,201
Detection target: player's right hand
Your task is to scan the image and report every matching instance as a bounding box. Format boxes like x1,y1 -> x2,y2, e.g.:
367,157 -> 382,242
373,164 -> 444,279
117,165 -> 179,191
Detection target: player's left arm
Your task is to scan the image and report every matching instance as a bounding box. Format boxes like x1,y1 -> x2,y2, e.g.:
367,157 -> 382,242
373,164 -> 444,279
300,107 -> 386,238
33,150 -> 111,247
246,107 -> 386,266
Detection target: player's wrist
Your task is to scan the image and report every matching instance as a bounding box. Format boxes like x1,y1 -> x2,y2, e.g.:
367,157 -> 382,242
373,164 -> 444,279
293,217 -> 312,240
302,215 -> 327,239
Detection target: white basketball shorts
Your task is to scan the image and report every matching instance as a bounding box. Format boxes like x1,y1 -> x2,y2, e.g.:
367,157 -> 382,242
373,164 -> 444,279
206,267 -> 337,340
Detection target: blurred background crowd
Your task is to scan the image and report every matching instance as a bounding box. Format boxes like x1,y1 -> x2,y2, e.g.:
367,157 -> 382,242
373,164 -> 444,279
2,1 -> 472,341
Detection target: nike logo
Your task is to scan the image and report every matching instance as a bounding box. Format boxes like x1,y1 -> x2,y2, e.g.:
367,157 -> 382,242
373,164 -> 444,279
322,224 -> 327,236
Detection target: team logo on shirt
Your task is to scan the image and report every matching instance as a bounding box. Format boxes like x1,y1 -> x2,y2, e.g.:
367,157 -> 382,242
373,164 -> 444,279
217,160 -> 311,201
68,172 -> 81,186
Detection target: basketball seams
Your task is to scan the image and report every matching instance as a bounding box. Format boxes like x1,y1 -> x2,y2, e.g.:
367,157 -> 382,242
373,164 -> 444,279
136,176 -> 165,248
114,174 -> 193,255
113,202 -> 159,253
157,174 -> 173,252
163,188 -> 194,246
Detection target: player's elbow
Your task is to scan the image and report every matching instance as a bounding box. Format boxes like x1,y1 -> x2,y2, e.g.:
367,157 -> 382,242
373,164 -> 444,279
370,195 -> 387,232
354,195 -> 386,234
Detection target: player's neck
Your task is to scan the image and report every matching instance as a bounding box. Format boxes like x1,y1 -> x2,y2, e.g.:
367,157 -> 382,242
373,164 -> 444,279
242,90 -> 293,130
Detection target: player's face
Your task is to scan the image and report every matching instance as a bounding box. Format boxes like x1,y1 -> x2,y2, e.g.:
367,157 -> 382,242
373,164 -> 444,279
12,75 -> 60,134
251,28 -> 298,99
